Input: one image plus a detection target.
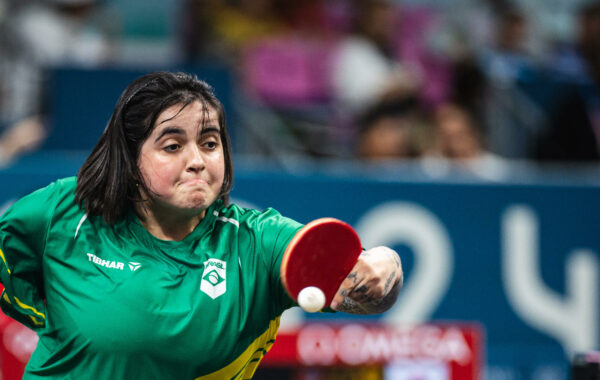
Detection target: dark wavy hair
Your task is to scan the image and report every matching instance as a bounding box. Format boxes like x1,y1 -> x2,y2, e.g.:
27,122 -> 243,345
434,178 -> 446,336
75,71 -> 234,224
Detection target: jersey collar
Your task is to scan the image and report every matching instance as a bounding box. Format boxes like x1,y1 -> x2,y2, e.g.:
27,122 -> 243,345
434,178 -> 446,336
127,200 -> 224,249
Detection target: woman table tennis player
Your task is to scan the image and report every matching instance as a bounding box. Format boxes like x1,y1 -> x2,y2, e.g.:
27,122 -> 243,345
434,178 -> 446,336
0,71 -> 403,379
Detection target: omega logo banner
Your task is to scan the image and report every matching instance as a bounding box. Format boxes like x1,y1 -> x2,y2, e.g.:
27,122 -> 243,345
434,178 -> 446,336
263,323 -> 482,380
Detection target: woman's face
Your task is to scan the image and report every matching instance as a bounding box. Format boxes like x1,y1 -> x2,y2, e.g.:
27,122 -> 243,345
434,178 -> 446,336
137,100 -> 225,217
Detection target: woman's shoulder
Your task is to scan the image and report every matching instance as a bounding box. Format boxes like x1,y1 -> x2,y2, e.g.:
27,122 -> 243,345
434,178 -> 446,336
216,202 -> 282,220
53,176 -> 78,193
12,176 -> 76,208
214,202 -> 301,230
1,177 -> 79,234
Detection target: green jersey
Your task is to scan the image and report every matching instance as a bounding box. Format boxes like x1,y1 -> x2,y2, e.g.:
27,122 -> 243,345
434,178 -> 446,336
0,177 -> 303,379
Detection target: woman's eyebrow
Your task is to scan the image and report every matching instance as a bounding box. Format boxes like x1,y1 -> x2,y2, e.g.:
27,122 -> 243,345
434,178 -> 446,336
200,126 -> 220,135
154,126 -> 185,143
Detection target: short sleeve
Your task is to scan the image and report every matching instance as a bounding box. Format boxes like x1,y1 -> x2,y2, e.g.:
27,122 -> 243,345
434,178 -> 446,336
0,182 -> 58,329
254,209 -> 303,314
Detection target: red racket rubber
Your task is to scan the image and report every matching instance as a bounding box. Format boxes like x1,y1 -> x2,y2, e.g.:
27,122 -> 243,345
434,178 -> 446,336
281,217 -> 362,308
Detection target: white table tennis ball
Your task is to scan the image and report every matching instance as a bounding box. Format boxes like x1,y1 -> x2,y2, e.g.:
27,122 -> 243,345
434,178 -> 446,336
298,286 -> 326,313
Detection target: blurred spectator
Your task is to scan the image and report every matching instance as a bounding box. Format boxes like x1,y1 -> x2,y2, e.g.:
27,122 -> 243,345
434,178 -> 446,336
394,5 -> 454,110
447,56 -> 488,133
0,0 -> 116,164
536,1 -> 600,162
179,0 -> 220,63
356,95 -> 425,160
481,8 -> 534,84
552,0 -> 600,83
427,103 -> 489,160
477,5 -> 546,159
330,0 -> 419,118
180,0 -> 287,65
278,0 -> 334,38
422,102 -> 508,179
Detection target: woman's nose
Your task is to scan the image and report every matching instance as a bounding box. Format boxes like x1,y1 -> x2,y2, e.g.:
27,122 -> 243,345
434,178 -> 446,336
186,144 -> 205,172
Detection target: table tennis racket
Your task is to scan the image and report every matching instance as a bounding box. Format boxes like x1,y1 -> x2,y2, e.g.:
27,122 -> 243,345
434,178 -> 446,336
281,217 -> 362,312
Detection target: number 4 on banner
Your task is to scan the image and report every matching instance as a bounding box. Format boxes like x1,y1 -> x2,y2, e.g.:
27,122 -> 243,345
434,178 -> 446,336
502,205 -> 599,356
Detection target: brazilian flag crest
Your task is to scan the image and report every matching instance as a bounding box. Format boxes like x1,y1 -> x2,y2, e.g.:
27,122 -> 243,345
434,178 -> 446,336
200,258 -> 227,299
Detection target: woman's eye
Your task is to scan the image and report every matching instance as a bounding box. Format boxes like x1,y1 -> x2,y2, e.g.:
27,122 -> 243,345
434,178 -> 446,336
204,141 -> 218,149
164,144 -> 180,152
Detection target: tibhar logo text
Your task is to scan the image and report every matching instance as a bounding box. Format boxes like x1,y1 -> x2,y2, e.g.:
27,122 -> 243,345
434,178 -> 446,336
87,253 -> 125,271
128,262 -> 142,271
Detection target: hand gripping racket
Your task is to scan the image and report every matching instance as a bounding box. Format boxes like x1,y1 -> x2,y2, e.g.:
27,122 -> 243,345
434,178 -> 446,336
281,218 -> 362,312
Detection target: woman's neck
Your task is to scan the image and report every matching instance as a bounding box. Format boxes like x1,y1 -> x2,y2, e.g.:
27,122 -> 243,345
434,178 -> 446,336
136,203 -> 206,241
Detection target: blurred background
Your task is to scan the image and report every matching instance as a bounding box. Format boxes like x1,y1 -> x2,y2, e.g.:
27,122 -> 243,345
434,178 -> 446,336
0,0 -> 599,379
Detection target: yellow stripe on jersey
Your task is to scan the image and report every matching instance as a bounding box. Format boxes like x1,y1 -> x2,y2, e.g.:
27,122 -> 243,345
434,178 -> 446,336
0,248 -> 11,275
2,289 -> 44,326
28,315 -> 44,326
195,317 -> 280,380
14,296 -> 46,319
2,290 -> 11,303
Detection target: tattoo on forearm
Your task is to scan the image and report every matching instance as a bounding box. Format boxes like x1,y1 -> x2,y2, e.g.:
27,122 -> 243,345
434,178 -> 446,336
355,285 -> 368,293
347,271 -> 358,284
388,250 -> 401,268
337,296 -> 369,314
337,277 -> 403,315
335,248 -> 403,315
384,271 -> 395,294
351,285 -> 370,303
